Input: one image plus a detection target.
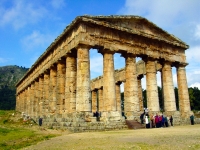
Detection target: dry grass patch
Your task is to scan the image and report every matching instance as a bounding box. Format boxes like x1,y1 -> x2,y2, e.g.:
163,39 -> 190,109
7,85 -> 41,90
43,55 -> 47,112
23,125 -> 200,150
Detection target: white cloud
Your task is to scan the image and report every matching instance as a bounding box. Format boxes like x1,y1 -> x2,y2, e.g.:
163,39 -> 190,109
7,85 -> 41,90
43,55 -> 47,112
0,0 -> 48,30
186,46 -> 200,63
21,30 -> 54,52
0,57 -> 8,63
51,0 -> 65,9
194,25 -> 200,40
189,82 -> 200,89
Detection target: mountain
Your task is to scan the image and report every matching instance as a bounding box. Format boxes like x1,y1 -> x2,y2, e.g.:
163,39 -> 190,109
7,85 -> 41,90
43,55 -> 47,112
0,65 -> 29,110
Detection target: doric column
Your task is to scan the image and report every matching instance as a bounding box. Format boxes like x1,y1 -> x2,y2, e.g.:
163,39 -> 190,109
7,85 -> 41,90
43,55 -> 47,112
92,90 -> 97,112
145,58 -> 159,111
26,86 -> 29,115
19,92 -> 22,112
38,75 -> 44,116
30,83 -> 35,117
16,94 -> 19,111
65,53 -> 77,113
162,61 -> 176,111
176,64 -> 191,117
137,75 -> 144,111
57,60 -> 66,114
102,50 -> 116,111
115,82 -> 121,112
43,70 -> 50,114
49,65 -> 57,114
34,79 -> 39,117
76,45 -> 91,112
27,86 -> 31,116
24,89 -> 28,114
124,53 -> 139,118
98,88 -> 103,112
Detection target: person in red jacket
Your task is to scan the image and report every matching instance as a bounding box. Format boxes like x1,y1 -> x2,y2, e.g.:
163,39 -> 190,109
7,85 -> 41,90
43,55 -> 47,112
155,114 -> 159,128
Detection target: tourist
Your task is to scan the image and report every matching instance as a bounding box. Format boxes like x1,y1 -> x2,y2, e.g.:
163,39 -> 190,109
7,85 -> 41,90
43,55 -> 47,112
155,114 -> 159,128
145,115 -> 150,128
161,115 -> 165,127
140,113 -> 144,124
151,115 -> 155,128
169,116 -> 173,126
164,116 -> 169,127
39,117 -> 43,126
190,115 -> 194,125
159,115 -> 163,127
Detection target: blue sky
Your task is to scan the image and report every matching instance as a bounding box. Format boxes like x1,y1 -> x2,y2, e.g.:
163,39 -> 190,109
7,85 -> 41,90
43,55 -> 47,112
0,0 -> 200,89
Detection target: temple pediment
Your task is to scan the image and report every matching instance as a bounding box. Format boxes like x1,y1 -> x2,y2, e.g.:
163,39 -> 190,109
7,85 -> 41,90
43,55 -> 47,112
73,15 -> 188,49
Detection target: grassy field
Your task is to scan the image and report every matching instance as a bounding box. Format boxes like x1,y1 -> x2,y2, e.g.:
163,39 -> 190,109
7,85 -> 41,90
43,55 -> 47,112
0,110 -> 60,150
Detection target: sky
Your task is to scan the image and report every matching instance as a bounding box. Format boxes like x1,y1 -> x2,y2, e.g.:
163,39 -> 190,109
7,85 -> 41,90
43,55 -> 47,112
0,0 -> 200,89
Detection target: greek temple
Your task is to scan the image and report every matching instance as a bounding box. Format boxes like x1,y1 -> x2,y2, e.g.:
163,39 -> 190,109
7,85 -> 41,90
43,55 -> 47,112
16,15 -> 192,131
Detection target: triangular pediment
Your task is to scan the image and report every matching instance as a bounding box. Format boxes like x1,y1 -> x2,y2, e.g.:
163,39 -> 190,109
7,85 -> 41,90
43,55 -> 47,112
78,15 -> 188,49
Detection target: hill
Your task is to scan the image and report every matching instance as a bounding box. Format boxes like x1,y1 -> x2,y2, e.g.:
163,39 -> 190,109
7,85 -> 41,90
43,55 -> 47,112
0,65 -> 29,110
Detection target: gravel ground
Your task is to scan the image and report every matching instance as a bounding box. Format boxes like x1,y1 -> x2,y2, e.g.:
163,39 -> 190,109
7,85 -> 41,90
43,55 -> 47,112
22,124 -> 200,150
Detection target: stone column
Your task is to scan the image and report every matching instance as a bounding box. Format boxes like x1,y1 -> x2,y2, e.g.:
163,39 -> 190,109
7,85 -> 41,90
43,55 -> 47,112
115,82 -> 121,112
98,88 -> 104,112
162,61 -> 176,111
76,45 -> 91,112
30,83 -> 34,117
49,65 -> 57,114
137,75 -> 144,111
18,93 -> 21,112
34,79 -> 39,117
124,54 -> 139,119
16,94 -> 19,111
26,85 -> 30,115
145,58 -> 160,112
102,51 -> 116,111
176,64 -> 191,117
38,75 -> 44,116
57,60 -> 66,114
24,89 -> 28,114
65,53 -> 77,113
43,70 -> 50,115
92,90 -> 97,112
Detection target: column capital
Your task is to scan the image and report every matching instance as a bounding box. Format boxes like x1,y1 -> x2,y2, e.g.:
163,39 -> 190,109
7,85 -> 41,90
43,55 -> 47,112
75,44 -> 91,50
158,59 -> 172,66
174,62 -> 188,68
56,57 -> 66,64
121,52 -> 136,58
65,50 -> 77,58
98,48 -> 115,55
50,63 -> 57,69
44,69 -> 50,74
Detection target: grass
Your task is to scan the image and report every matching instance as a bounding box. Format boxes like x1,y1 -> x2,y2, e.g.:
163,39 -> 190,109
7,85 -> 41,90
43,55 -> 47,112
0,110 -> 58,150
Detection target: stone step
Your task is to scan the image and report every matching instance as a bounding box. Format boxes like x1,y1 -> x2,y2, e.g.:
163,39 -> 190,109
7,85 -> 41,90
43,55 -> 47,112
125,120 -> 145,129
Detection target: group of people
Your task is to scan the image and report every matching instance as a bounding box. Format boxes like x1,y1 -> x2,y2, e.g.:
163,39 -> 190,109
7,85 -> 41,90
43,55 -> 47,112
140,112 -> 173,128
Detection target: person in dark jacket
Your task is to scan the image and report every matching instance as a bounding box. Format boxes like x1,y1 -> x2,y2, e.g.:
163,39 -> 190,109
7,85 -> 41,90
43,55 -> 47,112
190,115 -> 194,125
39,117 -> 43,126
169,116 -> 173,126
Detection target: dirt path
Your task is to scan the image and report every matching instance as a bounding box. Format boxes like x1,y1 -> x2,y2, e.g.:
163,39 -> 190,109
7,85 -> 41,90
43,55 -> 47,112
22,124 -> 200,150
